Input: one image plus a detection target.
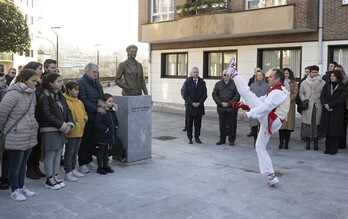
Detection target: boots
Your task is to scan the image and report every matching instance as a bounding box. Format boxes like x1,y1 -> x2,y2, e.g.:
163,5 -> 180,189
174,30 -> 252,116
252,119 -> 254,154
305,138 -> 310,150
284,130 -> 291,150
313,138 -> 319,150
35,166 -> 46,177
26,167 -> 40,179
279,130 -> 284,149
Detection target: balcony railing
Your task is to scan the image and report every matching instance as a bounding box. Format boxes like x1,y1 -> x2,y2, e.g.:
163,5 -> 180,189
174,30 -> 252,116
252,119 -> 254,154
0,53 -> 13,61
175,0 -> 227,18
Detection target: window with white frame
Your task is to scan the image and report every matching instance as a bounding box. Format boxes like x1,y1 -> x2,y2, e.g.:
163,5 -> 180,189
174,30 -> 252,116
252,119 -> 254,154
151,0 -> 174,23
161,53 -> 188,77
246,0 -> 287,10
330,46 -> 348,75
258,48 -> 301,79
203,51 -> 237,78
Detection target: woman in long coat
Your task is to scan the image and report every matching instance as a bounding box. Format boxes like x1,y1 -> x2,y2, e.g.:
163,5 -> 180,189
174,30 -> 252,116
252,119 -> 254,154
320,70 -> 346,155
249,70 -> 270,147
279,68 -> 298,149
299,65 -> 326,150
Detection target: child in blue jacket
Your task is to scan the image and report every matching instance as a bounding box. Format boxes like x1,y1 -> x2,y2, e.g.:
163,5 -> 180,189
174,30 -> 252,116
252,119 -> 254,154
94,93 -> 119,175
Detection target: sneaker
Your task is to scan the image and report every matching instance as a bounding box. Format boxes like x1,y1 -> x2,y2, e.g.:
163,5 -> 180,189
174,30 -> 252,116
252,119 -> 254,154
11,188 -> 26,201
54,175 -> 65,188
72,169 -> 85,178
267,177 -> 279,187
80,165 -> 90,174
87,162 -> 98,170
103,166 -> 114,173
65,172 -> 78,182
21,185 -> 35,197
45,176 -> 61,190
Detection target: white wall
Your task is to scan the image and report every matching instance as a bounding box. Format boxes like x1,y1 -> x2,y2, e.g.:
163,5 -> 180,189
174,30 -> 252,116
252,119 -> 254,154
149,41 -> 348,107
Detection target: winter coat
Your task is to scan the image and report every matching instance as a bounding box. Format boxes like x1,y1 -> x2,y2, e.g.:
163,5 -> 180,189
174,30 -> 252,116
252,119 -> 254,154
183,77 -> 207,116
5,74 -> 14,86
0,83 -> 38,151
0,85 -> 8,102
212,79 -> 240,114
38,90 -> 74,133
320,82 -> 346,137
280,80 -> 298,131
64,94 -> 88,138
249,81 -> 270,127
94,100 -> 119,145
77,74 -> 104,121
299,76 -> 326,125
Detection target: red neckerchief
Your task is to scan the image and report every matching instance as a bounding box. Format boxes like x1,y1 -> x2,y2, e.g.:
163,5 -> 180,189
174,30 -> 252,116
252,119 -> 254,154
266,83 -> 285,134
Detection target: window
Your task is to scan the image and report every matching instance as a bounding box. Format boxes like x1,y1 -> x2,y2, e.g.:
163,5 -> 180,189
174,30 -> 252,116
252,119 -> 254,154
0,64 -> 4,73
161,53 -> 188,77
203,51 -> 237,79
30,50 -> 34,57
246,0 -> 287,10
258,48 -> 301,79
329,46 -> 348,74
25,50 -> 30,57
151,0 -> 174,23
344,0 -> 348,5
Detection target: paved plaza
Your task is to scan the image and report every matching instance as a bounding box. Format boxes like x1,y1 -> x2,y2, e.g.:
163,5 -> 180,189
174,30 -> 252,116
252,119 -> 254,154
0,86 -> 348,218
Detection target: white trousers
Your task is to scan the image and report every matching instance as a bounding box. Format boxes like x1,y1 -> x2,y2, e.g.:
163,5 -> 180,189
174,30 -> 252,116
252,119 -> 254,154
234,75 -> 281,174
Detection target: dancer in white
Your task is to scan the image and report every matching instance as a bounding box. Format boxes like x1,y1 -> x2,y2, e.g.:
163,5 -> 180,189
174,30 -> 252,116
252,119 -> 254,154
227,58 -> 290,186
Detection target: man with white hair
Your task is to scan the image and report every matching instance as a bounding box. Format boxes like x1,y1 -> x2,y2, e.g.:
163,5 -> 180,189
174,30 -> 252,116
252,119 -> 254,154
183,67 -> 207,144
227,58 -> 290,186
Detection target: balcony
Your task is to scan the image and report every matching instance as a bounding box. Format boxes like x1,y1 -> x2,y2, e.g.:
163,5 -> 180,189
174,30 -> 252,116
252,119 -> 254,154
0,53 -> 13,62
141,5 -> 311,43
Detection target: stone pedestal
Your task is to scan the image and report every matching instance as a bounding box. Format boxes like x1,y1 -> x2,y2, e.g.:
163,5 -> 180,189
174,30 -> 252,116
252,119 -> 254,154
114,95 -> 152,163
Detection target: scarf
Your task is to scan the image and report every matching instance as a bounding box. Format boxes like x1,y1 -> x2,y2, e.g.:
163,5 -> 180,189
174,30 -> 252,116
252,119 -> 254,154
266,83 -> 285,135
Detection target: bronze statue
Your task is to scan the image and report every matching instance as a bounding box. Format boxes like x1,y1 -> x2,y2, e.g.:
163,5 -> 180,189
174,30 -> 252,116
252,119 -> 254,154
115,45 -> 148,96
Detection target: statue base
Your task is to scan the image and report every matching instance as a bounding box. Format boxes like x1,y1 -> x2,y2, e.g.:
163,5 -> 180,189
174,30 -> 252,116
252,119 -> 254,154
114,95 -> 152,163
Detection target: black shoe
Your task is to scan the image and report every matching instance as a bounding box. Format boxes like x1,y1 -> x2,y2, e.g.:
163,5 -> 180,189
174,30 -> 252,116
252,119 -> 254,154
97,168 -> 108,175
0,178 -> 9,190
330,151 -> 337,155
216,141 -> 225,145
182,128 -> 187,131
26,167 -> 40,179
35,166 -> 46,177
284,144 -> 289,150
195,138 -> 202,144
187,139 -> 193,144
247,132 -> 252,137
313,139 -> 319,151
324,150 -> 329,154
103,166 -> 114,173
279,144 -> 283,149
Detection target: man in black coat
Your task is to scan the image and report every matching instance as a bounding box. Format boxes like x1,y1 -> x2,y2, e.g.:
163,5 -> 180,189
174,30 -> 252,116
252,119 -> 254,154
183,67 -> 207,144
77,63 -> 104,173
212,70 -> 240,146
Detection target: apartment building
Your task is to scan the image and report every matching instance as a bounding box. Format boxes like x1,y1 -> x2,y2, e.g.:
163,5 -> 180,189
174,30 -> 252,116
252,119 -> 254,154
138,0 -> 348,107
0,0 -> 41,73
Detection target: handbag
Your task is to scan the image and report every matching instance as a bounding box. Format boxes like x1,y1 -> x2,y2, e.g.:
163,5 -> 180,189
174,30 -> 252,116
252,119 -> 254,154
301,99 -> 309,110
0,96 -> 33,156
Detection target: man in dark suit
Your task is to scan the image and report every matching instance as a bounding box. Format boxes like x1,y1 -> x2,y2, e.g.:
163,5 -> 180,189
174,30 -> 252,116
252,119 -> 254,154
183,67 -> 207,144
212,69 -> 240,146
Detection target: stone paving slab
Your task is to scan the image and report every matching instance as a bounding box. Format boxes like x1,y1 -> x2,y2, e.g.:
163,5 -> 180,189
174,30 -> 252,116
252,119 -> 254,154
1,88 -> 348,218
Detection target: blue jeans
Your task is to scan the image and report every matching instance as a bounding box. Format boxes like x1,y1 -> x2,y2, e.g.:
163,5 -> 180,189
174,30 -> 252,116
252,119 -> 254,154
7,148 -> 32,192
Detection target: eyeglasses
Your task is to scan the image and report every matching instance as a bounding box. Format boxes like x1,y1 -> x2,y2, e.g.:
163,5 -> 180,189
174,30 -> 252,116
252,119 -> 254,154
223,74 -> 227,76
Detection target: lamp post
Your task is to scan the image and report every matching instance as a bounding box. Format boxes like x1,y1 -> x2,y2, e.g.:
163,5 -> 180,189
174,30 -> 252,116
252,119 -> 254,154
94,44 -> 100,65
51,26 -> 61,67
35,36 -> 56,59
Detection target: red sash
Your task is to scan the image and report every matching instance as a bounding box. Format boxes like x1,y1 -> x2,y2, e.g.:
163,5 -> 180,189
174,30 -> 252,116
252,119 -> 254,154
266,83 -> 285,134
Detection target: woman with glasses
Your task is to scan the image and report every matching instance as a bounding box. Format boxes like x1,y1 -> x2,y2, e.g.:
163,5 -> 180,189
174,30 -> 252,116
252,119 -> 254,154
5,68 -> 16,86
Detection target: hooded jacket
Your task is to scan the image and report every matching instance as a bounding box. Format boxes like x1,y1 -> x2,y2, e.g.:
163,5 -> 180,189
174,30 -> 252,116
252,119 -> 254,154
0,83 -> 38,150
94,99 -> 119,145
64,93 -> 88,138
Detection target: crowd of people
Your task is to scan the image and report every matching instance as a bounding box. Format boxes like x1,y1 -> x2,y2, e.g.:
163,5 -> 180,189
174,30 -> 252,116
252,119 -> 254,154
182,61 -> 348,185
0,59 -> 119,201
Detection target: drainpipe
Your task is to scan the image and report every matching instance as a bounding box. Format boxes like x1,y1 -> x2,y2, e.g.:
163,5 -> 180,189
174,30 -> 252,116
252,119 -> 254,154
318,0 -> 323,74
148,43 -> 152,96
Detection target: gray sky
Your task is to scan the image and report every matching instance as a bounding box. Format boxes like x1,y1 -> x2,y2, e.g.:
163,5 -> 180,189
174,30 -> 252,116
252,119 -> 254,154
39,0 -> 148,58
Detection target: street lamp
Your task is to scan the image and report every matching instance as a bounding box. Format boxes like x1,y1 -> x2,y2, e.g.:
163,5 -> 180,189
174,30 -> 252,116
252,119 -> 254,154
94,44 -> 100,65
51,26 -> 61,67
35,36 -> 56,59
